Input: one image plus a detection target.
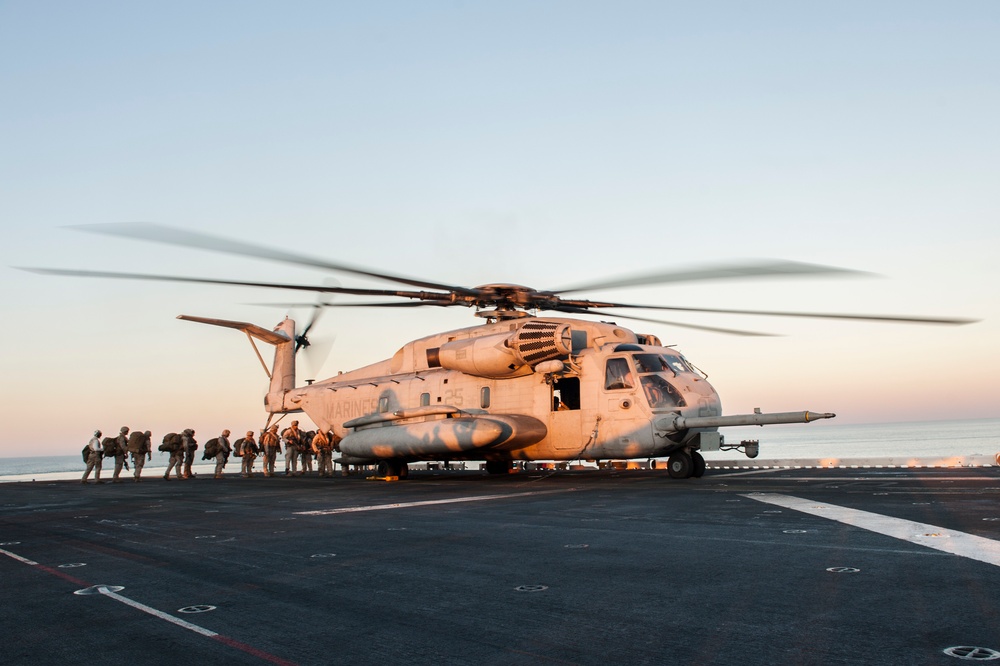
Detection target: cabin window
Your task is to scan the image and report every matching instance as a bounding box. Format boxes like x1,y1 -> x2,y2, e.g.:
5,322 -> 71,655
640,375 -> 687,409
552,376 -> 581,411
480,387 -> 491,409
378,396 -> 390,413
420,392 -> 430,407
604,358 -> 634,390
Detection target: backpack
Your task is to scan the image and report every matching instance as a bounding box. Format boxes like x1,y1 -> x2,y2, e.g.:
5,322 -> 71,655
159,432 -> 182,452
126,431 -> 146,454
203,438 -> 220,460
102,437 -> 118,457
233,438 -> 244,457
81,445 -> 90,464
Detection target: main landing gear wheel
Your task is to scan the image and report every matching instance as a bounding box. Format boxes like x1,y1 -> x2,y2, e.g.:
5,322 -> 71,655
376,460 -> 408,478
667,452 -> 693,479
691,451 -> 706,478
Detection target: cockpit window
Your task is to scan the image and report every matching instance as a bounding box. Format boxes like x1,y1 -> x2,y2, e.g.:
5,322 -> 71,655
640,375 -> 687,409
633,354 -> 669,374
604,358 -> 635,390
662,354 -> 694,375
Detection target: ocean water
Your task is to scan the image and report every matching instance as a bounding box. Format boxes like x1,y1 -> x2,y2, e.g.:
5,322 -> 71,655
699,417 -> 1000,461
1,418 -> 997,481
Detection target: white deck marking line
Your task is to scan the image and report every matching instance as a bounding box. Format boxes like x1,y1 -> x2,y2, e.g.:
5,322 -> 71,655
713,468 -> 787,477
295,488 -> 575,516
745,493 -> 1000,568
98,586 -> 218,636
0,548 -> 39,565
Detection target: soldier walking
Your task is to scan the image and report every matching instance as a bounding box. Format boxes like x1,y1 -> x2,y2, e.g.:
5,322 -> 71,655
82,430 -> 104,484
311,430 -> 335,478
214,429 -> 232,479
238,430 -> 258,477
181,429 -> 198,479
261,425 -> 279,477
128,429 -> 152,482
111,426 -> 130,483
282,421 -> 302,475
163,433 -> 183,480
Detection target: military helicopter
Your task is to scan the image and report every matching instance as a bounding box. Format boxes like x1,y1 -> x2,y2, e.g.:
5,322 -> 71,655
22,223 -> 977,479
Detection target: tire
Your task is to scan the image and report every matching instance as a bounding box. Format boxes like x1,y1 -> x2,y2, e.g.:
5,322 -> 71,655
691,451 -> 706,478
667,452 -> 693,479
376,460 -> 391,477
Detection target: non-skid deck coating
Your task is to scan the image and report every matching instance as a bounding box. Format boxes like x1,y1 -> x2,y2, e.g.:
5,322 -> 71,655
2,467 -> 999,665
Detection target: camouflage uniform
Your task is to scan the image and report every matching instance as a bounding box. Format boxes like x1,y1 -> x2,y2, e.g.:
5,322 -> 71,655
128,430 -> 151,482
181,429 -> 197,479
112,426 -> 130,483
82,430 -> 104,484
311,430 -> 334,478
282,422 -> 302,475
239,432 -> 258,477
261,426 -> 279,477
214,430 -> 232,479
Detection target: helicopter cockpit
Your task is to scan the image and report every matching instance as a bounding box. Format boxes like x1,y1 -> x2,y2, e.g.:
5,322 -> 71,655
635,353 -> 690,409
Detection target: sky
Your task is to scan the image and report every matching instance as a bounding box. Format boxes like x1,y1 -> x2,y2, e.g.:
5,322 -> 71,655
1,1 -> 998,457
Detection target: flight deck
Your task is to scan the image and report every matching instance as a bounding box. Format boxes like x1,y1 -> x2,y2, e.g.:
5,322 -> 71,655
2,467 -> 999,665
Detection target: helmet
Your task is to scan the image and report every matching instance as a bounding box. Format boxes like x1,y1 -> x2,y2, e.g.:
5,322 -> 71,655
246,430 -> 254,437
120,426 -> 129,433
291,420 -> 299,426
94,430 -> 102,437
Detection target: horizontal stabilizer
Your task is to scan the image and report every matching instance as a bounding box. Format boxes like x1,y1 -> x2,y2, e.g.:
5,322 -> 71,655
177,315 -> 290,345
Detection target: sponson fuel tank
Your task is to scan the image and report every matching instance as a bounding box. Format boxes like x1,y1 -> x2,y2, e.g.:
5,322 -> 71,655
339,414 -> 547,460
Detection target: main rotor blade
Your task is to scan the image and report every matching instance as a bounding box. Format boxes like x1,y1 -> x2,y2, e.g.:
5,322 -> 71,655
558,299 -> 979,326
552,260 -> 870,294
17,267 -> 448,300
550,306 -> 776,337
71,222 -> 479,295
246,300 -> 447,308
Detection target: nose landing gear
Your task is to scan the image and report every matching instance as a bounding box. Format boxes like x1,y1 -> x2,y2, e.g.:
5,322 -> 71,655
666,450 -> 706,479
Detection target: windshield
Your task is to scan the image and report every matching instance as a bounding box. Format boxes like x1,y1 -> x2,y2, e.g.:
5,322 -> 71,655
633,353 -> 694,376
640,375 -> 687,409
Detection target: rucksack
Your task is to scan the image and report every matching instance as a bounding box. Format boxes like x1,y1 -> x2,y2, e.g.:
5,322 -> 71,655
233,438 -> 244,457
126,431 -> 147,454
102,437 -> 118,457
81,445 -> 90,464
159,432 -> 182,452
203,438 -> 220,460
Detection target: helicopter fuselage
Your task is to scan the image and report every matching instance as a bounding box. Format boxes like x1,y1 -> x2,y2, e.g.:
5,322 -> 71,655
267,316 -> 766,472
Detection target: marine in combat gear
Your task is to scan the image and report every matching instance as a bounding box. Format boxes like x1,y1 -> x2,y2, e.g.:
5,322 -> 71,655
81,430 -> 104,484
282,421 -> 302,476
214,429 -> 232,479
181,429 -> 197,479
261,425 -> 279,477
237,430 -> 259,478
127,429 -> 152,482
111,426 -> 130,483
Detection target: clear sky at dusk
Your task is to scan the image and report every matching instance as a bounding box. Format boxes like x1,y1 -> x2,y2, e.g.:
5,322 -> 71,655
2,1 -> 998,457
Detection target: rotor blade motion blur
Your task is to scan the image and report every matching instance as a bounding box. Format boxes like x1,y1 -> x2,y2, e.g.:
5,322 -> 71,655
71,222 -> 478,295
552,259 -> 871,294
